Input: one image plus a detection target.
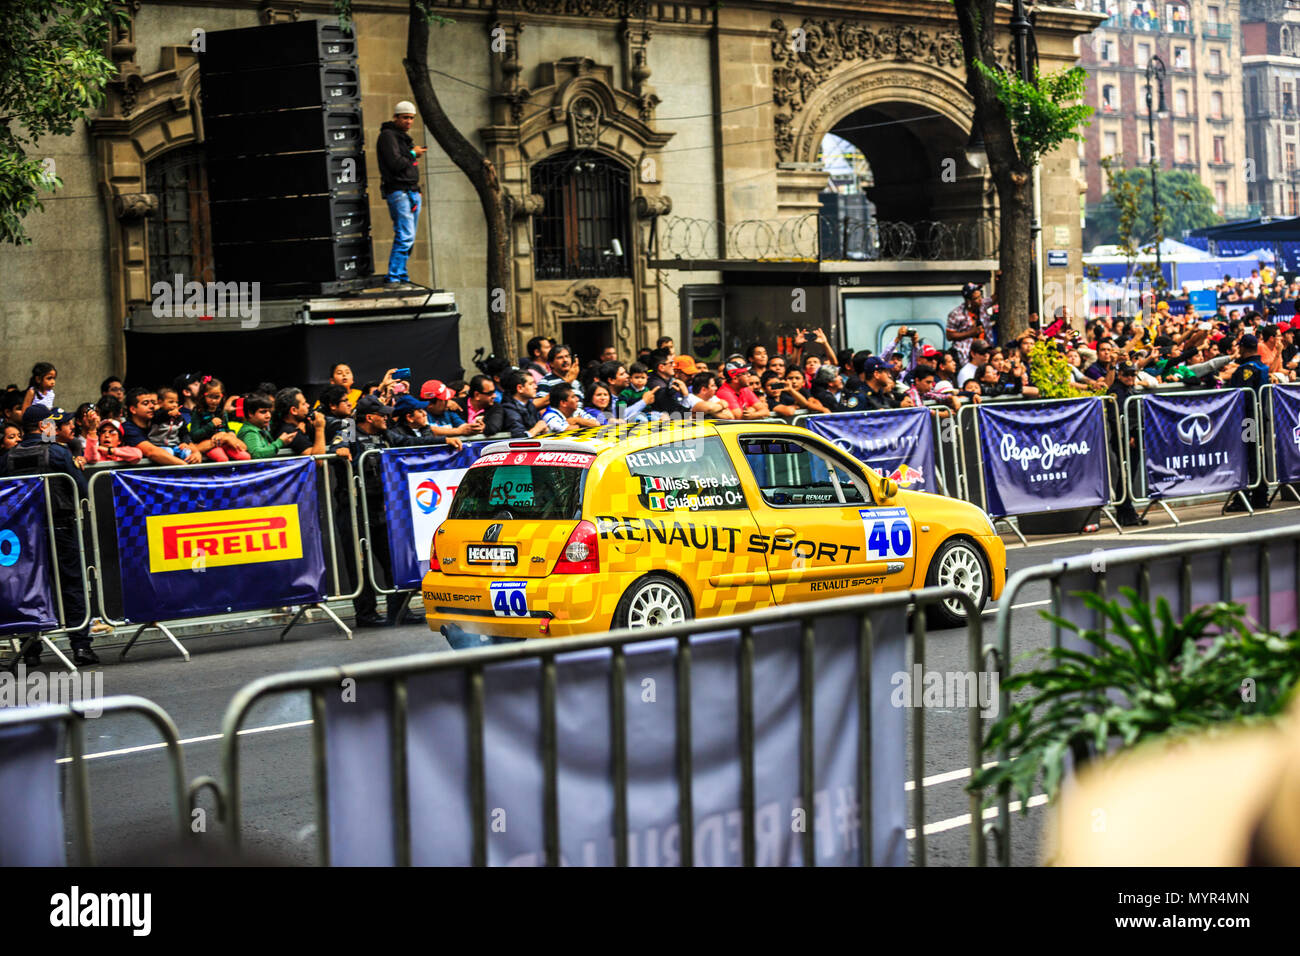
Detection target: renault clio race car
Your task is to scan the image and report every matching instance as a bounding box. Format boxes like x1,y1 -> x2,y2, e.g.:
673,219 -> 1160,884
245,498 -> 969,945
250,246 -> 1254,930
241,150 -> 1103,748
422,420 -> 1005,641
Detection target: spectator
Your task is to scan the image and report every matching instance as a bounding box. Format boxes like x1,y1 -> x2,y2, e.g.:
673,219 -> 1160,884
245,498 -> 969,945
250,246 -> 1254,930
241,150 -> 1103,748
173,372 -> 203,424
767,354 -> 788,378
21,362 -> 56,413
523,336 -> 552,381
0,404 -> 95,664
958,341 -> 991,387
538,344 -> 582,402
189,378 -> 249,461
584,381 -> 615,425
101,376 -> 125,404
387,395 -> 460,447
645,349 -> 692,417
465,374 -> 505,435
236,394 -> 299,459
325,363 -> 363,408
656,335 -> 675,357
502,370 -> 548,438
905,364 -> 938,407
1,422 -> 20,451
673,355 -> 700,384
783,368 -> 828,414
618,362 -> 650,409
272,388 -> 328,457
149,386 -> 202,461
947,283 -> 987,366
122,388 -> 196,465
686,371 -> 734,420
597,360 -> 630,396
71,403 -> 99,459
88,419 -> 142,464
747,343 -> 769,375
760,371 -> 801,418
377,101 -> 424,288
716,360 -> 771,419
541,384 -> 599,432
2,391 -> 25,429
95,394 -> 123,425
810,366 -> 844,413
599,346 -> 618,363
421,380 -> 482,438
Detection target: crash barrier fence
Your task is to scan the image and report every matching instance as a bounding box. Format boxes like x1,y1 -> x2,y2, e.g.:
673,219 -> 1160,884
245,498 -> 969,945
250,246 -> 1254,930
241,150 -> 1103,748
0,474 -> 91,670
990,523 -> 1300,866
0,695 -> 190,866
213,587 -> 986,867
85,454 -> 363,662
1123,387 -> 1264,521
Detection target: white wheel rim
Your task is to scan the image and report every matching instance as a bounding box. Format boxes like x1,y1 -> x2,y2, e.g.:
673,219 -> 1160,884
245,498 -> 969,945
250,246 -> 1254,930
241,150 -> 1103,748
938,545 -> 984,619
627,582 -> 687,629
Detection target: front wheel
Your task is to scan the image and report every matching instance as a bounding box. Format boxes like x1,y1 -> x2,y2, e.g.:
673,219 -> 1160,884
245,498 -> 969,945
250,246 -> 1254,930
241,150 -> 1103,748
924,538 -> 989,628
613,574 -> 693,630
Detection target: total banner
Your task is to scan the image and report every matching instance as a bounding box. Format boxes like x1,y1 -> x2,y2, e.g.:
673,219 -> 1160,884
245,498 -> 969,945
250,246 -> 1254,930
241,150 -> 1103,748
977,399 -> 1108,518
111,458 -> 326,621
806,408 -> 937,493
1270,384 -> 1300,484
1141,390 -> 1248,499
379,444 -> 485,590
0,477 -> 57,636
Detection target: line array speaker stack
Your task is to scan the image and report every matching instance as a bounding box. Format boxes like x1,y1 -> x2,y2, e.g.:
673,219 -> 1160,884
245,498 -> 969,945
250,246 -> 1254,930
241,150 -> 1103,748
200,20 -> 372,296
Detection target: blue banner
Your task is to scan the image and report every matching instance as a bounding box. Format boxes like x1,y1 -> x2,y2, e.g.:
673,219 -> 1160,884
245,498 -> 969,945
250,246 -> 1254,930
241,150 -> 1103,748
0,478 -> 57,636
1271,385 -> 1300,484
379,444 -> 486,589
1142,390 -> 1248,499
977,399 -> 1108,518
806,409 -> 937,493
111,458 -> 326,621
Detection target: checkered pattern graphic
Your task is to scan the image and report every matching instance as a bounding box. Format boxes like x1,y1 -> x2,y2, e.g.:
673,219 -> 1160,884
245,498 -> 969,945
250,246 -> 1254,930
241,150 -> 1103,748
0,476 -> 57,635
377,444 -> 484,588
110,458 -> 325,622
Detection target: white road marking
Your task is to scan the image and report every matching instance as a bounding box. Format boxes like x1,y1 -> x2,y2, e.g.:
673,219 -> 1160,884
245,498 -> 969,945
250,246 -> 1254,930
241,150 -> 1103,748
983,598 -> 1050,615
56,718 -> 312,764
906,793 -> 1050,839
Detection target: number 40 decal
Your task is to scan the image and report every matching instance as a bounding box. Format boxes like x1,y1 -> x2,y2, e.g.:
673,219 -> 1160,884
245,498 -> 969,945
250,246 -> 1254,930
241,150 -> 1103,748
859,507 -> 914,559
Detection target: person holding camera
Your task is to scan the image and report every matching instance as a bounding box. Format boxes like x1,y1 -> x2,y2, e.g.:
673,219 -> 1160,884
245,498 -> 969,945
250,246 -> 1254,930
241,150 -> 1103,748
947,282 -> 987,365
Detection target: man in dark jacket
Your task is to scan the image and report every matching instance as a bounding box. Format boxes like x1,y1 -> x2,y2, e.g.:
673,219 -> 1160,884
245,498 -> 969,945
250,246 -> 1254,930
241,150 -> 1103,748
377,101 -> 426,288
0,405 -> 95,665
502,371 -> 548,438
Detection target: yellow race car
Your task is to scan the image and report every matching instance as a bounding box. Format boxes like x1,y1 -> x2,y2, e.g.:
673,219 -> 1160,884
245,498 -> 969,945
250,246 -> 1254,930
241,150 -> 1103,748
423,420 -> 1004,643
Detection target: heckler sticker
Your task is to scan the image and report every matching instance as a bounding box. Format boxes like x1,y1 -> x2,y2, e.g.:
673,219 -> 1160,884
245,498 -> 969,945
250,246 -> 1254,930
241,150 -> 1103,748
859,507 -> 913,559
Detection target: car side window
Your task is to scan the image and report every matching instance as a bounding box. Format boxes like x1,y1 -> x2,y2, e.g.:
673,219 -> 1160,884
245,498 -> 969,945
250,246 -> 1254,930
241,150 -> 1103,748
739,437 -> 866,506
622,436 -> 747,512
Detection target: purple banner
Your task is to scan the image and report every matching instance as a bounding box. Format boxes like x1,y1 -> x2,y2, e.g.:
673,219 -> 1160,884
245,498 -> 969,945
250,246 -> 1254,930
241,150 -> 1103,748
1271,385 -> 1300,485
1141,390 -> 1248,499
977,399 -> 1108,518
0,477 -> 58,636
806,408 -> 937,493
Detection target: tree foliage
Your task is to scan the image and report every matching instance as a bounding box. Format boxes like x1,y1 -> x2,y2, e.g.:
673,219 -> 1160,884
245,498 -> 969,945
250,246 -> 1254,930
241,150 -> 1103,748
0,0 -> 124,244
1085,165 -> 1223,253
974,61 -> 1092,166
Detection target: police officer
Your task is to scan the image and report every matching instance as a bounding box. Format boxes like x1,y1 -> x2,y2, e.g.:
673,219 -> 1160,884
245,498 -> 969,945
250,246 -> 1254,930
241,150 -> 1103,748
0,404 -> 95,665
1227,333 -> 1271,511
1106,362 -> 1147,526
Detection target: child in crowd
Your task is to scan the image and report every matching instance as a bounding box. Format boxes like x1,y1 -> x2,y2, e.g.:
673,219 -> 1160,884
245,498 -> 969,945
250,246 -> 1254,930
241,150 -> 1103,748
190,378 -> 250,461
148,386 -> 194,458
173,373 -> 203,424
1,422 -> 20,451
90,420 -> 143,463
74,403 -> 99,462
95,394 -> 122,424
618,362 -> 649,407
237,394 -> 296,459
21,362 -> 56,412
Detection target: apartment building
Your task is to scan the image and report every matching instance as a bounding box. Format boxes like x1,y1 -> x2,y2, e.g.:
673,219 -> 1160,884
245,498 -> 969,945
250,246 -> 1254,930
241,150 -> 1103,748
1242,0 -> 1300,215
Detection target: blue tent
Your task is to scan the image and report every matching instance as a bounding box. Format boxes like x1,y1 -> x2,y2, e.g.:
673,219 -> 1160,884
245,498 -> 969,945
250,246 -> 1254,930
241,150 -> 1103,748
1186,218 -> 1300,269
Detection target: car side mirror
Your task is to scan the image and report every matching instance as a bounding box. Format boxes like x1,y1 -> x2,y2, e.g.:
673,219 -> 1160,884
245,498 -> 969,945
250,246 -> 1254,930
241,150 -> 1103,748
881,478 -> 899,501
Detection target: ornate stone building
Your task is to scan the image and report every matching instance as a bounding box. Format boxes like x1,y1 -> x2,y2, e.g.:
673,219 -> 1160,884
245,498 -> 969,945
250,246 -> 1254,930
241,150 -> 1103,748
0,0 -> 1100,396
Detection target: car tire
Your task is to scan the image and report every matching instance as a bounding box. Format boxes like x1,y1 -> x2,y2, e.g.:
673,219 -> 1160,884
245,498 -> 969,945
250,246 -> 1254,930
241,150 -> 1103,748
924,538 -> 989,629
613,574 -> 693,631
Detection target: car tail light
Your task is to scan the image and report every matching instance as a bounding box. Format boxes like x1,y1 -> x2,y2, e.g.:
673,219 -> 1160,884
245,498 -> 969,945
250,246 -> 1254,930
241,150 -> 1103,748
553,520 -> 599,574
429,523 -> 443,572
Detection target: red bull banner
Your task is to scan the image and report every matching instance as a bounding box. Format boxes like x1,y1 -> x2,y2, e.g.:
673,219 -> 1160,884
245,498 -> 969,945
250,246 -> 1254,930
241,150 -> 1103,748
806,409 -> 938,494
380,445 -> 485,590
110,459 -> 326,621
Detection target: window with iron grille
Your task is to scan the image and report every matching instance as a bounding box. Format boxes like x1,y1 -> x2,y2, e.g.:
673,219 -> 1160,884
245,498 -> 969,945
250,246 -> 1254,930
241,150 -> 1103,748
146,145 -> 214,287
531,153 -> 630,280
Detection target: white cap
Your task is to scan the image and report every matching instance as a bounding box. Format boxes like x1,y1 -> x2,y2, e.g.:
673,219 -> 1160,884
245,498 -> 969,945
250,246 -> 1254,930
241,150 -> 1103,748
394,100 -> 417,116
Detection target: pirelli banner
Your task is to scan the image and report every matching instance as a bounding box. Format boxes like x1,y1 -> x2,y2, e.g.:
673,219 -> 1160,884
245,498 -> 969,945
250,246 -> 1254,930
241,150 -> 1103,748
108,458 -> 327,622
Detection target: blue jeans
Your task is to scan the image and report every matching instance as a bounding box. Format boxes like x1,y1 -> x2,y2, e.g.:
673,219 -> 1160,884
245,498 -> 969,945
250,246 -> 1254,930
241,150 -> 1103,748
385,189 -> 420,282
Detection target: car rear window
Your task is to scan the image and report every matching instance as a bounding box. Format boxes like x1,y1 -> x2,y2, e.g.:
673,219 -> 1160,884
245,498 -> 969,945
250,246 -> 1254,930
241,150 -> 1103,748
447,449 -> 593,520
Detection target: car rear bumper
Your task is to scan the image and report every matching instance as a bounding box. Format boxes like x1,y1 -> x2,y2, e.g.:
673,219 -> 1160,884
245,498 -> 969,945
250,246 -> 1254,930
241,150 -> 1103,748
421,571 -> 615,639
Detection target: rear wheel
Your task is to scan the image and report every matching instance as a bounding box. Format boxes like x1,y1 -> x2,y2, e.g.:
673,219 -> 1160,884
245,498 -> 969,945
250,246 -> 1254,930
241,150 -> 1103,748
613,574 -> 693,630
924,538 -> 989,628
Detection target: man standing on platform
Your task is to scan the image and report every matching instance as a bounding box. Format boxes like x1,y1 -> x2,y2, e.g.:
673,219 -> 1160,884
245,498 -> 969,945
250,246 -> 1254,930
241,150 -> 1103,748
378,101 -> 426,289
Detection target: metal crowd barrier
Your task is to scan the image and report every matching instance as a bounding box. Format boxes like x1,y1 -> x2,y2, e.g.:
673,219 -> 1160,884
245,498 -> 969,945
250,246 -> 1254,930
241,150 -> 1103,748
1261,382 -> 1300,503
955,395 -> 1125,543
0,695 -> 190,865
86,454 -> 362,661
214,587 -> 988,867
989,524 -> 1300,865
1122,387 -> 1262,522
0,473 -> 91,671
790,406 -> 953,498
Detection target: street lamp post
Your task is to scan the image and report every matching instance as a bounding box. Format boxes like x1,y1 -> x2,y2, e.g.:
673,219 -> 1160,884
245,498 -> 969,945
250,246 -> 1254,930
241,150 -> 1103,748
1009,0 -> 1042,322
1143,55 -> 1169,288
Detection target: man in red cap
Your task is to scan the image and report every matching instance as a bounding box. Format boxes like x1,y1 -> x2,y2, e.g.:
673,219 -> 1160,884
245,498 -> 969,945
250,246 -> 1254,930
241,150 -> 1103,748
420,379 -> 483,437
715,359 -> 770,419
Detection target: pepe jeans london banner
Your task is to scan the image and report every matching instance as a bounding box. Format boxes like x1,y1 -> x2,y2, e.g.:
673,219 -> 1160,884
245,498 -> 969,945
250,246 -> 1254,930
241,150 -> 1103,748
977,399 -> 1108,518
111,458 -> 326,621
1141,390 -> 1248,499
0,477 -> 58,636
1270,385 -> 1300,484
806,408 -> 937,493
379,444 -> 485,590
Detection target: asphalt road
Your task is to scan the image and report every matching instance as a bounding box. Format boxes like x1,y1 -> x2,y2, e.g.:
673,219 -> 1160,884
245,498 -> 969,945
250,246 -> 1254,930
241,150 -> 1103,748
23,499 -> 1300,867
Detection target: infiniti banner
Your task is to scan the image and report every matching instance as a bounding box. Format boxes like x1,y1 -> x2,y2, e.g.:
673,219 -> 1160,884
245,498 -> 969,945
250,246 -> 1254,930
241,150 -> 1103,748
1271,384 -> 1300,484
977,399 -> 1108,517
806,408 -> 936,493
1141,390 -> 1248,499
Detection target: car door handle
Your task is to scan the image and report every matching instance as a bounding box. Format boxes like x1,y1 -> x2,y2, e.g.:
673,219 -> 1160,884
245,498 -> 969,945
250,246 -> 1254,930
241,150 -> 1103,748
773,527 -> 796,537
